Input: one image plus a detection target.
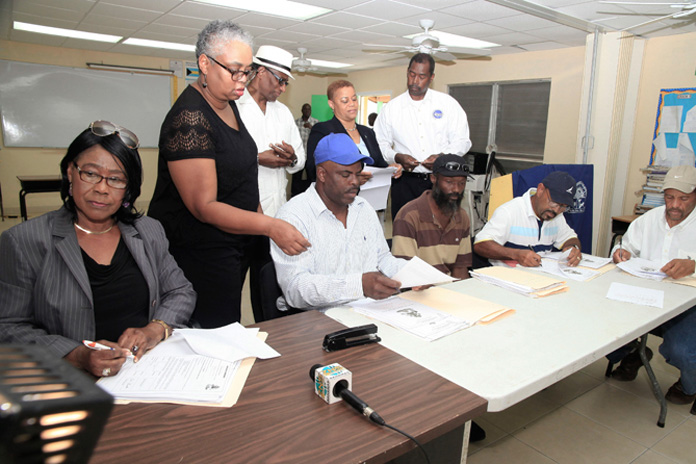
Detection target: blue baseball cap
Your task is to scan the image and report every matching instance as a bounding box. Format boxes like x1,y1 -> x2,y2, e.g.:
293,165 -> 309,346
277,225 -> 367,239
314,133 -> 374,166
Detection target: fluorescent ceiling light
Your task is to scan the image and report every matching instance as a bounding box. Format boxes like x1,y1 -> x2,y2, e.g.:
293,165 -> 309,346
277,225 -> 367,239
13,21 -> 121,43
123,38 -> 196,52
192,0 -> 331,21
307,58 -> 351,69
405,31 -> 500,49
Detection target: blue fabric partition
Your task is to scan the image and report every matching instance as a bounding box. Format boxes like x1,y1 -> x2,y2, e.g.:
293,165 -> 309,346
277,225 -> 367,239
512,164 -> 594,254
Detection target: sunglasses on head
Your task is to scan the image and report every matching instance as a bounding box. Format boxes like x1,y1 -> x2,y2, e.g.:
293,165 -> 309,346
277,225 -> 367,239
89,120 -> 140,149
442,161 -> 469,173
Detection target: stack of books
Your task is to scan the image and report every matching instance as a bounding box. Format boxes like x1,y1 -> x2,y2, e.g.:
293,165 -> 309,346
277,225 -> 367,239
636,165 -> 668,214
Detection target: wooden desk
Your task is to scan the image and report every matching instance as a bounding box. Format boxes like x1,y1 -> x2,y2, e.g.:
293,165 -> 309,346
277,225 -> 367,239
610,214 -> 640,250
17,175 -> 62,221
91,311 -> 486,464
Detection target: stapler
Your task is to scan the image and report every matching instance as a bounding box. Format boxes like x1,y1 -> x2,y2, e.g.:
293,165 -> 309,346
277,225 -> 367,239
322,324 -> 380,352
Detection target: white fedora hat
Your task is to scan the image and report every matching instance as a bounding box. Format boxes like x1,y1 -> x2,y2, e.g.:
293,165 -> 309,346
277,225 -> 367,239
253,45 -> 295,80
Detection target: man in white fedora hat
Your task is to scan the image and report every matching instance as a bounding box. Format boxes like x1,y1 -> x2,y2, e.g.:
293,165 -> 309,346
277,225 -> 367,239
238,45 -> 306,218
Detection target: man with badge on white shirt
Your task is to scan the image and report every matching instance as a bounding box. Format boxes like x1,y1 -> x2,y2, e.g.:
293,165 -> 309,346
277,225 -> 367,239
374,53 -> 471,219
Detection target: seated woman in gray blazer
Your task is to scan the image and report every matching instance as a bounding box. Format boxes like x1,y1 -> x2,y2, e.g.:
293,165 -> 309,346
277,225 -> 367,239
0,122 -> 196,378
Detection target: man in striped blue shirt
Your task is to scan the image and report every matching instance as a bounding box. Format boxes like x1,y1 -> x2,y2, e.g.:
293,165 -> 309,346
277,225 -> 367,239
271,133 -> 406,311
474,171 -> 582,267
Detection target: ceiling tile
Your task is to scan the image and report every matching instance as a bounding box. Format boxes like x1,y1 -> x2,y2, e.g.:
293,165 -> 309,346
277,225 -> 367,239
398,0 -> 473,8
330,29 -> 392,43
12,12 -> 80,29
441,1 -> 521,22
400,10 -> 476,29
301,35 -> 363,51
359,21 -> 422,36
14,3 -> 89,23
520,41 -> 571,51
255,29 -> 321,44
487,13 -> 561,31
442,22 -> 512,38
81,14 -> 148,30
282,21 -> 350,36
289,0 -> 368,9
483,30 -> 551,46
141,23 -> 201,37
88,2 -> 163,22
528,25 -> 589,42
154,14 -> 211,30
235,12 -> 301,29
101,0 -> 182,13
15,0 -> 95,14
168,2 -> 246,20
346,0 -> 431,21
313,11 -> 383,29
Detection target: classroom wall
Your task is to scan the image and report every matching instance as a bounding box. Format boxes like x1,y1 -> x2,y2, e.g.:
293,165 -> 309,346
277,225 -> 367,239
622,31 -> 696,215
0,39 -> 173,215
334,46 -> 587,166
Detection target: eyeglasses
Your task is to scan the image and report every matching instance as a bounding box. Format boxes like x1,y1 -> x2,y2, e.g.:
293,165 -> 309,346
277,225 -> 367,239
266,68 -> 290,87
73,163 -> 128,189
206,55 -> 256,82
545,189 -> 568,211
89,120 -> 139,149
441,161 -> 469,173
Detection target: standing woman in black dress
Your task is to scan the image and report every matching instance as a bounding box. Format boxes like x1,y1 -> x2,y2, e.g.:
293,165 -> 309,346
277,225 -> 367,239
149,20 -> 310,328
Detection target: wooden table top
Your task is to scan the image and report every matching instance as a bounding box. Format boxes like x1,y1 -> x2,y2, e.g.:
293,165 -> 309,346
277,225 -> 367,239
91,311 -> 487,464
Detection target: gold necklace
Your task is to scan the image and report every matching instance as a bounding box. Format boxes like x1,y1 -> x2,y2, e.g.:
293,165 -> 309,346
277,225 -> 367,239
74,222 -> 114,235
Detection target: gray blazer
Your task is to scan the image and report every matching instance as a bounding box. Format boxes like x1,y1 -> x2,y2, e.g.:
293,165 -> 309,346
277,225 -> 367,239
0,207 -> 196,357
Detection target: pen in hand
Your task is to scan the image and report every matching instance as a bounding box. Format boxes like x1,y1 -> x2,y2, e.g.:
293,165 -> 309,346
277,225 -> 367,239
83,340 -> 133,358
529,245 -> 540,265
619,237 -> 623,260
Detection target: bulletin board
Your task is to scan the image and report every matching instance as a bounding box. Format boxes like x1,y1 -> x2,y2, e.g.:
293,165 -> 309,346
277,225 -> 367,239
650,87 -> 696,166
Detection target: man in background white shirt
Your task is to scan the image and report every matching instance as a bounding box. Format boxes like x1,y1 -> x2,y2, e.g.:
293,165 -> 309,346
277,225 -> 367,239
238,45 -> 306,218
374,53 -> 471,219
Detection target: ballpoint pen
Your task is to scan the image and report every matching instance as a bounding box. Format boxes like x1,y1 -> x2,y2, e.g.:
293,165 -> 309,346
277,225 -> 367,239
83,340 -> 133,358
529,245 -> 540,265
619,237 -> 623,260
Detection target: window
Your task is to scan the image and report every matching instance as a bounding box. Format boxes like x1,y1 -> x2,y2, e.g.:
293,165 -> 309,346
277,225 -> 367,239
449,80 -> 551,174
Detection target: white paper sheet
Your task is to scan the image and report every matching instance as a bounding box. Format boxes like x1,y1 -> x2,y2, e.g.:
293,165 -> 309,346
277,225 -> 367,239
97,355 -> 240,403
660,105 -> 683,133
174,323 -> 280,363
617,257 -> 667,281
391,256 -> 456,288
358,166 -> 396,211
684,106 -> 696,133
351,296 -> 470,341
606,282 -> 664,308
539,259 -> 599,282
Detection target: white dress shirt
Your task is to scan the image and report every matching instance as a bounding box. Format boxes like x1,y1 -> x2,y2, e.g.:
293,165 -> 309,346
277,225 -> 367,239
610,205 -> 696,269
238,91 -> 306,217
271,184 -> 406,310
374,88 -> 472,173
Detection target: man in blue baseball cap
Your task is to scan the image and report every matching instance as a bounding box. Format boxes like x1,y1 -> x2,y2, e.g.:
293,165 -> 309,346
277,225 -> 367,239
271,133 -> 406,311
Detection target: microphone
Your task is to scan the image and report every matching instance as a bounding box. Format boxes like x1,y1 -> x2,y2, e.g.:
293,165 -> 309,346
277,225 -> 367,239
310,363 -> 385,426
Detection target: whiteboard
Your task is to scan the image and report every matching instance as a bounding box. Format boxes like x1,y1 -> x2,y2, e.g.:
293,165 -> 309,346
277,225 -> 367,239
0,59 -> 171,148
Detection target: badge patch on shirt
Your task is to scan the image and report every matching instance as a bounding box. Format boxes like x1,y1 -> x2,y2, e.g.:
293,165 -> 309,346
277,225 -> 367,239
433,110 -> 443,119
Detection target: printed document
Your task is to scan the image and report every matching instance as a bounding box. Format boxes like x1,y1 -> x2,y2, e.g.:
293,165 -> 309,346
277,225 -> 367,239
391,256 -> 456,288
606,282 -> 664,308
617,258 -> 667,281
358,166 -> 397,211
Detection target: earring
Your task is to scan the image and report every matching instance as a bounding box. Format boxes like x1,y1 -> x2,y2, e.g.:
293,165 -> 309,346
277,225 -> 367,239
69,183 -> 73,197
201,74 -> 208,88
122,201 -> 130,209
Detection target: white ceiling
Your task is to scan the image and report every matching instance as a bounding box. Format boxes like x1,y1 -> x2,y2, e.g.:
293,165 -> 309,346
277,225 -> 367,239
1,0 -> 694,71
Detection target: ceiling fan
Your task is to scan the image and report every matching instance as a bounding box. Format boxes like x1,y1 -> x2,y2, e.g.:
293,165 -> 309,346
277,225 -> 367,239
291,48 -> 318,73
598,1 -> 696,31
363,19 -> 491,61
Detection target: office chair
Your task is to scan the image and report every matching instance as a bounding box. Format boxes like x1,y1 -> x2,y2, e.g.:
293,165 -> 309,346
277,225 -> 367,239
258,262 -> 301,321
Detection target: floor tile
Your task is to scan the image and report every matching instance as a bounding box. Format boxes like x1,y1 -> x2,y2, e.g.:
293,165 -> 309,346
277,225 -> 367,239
651,420 -> 696,463
631,450 -> 679,464
534,370 -> 604,406
513,407 -> 646,464
468,435 -> 556,464
467,415 -> 508,455
484,394 -> 560,434
566,382 -> 683,447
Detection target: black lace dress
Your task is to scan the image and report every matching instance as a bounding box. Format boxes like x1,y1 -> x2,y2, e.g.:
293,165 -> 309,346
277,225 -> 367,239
149,85 -> 260,327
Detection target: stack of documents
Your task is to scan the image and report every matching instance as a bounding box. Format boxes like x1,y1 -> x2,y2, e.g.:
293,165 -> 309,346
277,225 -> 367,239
470,266 -> 568,297
617,257 -> 667,281
97,323 -> 279,406
391,256 -> 457,288
350,287 -> 515,341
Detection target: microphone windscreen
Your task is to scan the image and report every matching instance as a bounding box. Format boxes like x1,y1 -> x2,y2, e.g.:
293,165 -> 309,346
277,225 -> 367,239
311,363 -> 352,404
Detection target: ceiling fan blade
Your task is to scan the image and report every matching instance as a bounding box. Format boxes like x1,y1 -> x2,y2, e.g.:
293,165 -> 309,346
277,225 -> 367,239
445,46 -> 492,57
621,11 -> 680,30
434,51 -> 457,61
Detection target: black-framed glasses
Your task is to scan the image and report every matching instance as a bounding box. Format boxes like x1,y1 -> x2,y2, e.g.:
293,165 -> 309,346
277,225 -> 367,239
545,188 -> 568,211
442,161 -> 469,173
73,163 -> 128,189
266,67 -> 290,87
206,55 -> 256,82
89,120 -> 139,149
